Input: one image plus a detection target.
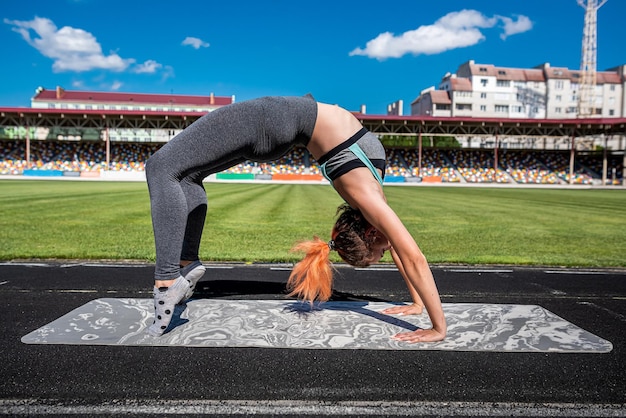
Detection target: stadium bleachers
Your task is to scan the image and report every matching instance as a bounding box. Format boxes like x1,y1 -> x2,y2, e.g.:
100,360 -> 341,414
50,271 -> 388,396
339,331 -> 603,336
0,139 -> 623,184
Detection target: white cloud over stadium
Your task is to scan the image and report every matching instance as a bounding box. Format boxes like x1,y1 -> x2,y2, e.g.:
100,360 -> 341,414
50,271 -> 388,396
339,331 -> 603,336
349,9 -> 533,60
182,36 -> 210,49
3,16 -> 169,75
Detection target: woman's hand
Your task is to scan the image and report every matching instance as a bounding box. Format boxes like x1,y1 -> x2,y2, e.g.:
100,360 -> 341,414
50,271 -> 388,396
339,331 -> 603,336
383,304 -> 447,343
381,303 -> 423,316
392,328 -> 446,343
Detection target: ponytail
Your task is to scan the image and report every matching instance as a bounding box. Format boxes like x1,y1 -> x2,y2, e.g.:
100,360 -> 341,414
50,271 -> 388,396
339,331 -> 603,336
287,204 -> 374,303
287,237 -> 333,303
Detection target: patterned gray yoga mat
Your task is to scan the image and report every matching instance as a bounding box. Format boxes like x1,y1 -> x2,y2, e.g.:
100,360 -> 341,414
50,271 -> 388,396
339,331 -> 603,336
21,299 -> 612,352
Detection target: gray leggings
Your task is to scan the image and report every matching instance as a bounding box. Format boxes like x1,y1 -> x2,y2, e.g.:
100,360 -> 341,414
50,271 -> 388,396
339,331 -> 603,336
145,96 -> 317,280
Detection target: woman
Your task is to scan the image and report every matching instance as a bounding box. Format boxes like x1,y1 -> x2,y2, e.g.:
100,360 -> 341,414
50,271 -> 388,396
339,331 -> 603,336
145,95 -> 446,342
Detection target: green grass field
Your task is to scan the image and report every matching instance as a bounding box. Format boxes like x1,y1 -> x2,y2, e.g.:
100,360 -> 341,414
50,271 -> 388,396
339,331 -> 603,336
0,179 -> 624,267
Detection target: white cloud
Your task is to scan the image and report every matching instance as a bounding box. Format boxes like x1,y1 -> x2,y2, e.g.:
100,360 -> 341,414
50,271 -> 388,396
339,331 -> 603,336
182,36 -> 210,49
133,59 -> 162,74
111,81 -> 123,90
498,15 -> 533,40
4,16 -> 134,72
4,16 -> 171,78
349,9 -> 532,60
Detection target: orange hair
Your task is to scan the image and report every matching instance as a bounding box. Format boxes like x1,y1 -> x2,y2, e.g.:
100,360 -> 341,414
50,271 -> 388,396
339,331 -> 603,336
287,237 -> 333,303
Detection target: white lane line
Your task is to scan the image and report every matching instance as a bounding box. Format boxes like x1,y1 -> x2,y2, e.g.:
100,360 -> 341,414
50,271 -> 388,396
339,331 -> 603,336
355,267 -> 399,272
545,270 -> 613,275
0,262 -> 236,269
60,263 -> 149,268
0,262 -> 51,267
443,269 -> 513,273
0,399 -> 623,417
0,281 -> 8,285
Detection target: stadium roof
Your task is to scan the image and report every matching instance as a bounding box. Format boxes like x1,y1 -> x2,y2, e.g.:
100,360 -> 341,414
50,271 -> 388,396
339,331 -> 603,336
0,107 -> 624,138
32,86 -> 234,107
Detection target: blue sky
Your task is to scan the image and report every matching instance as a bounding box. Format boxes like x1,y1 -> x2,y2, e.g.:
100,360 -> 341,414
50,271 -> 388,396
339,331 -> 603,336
1,0 -> 624,114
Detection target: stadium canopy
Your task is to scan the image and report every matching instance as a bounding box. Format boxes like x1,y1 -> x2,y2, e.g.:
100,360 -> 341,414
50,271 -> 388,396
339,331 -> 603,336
1,107 -> 625,138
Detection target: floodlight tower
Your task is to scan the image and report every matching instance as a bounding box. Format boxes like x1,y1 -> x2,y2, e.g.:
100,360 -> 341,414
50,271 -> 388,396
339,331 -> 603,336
577,0 -> 607,117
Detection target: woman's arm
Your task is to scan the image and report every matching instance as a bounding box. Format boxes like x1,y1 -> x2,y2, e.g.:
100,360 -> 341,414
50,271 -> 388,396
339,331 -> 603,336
373,207 -> 446,342
383,247 -> 425,316
334,168 -> 447,342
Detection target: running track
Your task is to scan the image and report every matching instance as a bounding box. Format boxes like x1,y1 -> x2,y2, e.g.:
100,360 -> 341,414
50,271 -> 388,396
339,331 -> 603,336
0,262 -> 625,417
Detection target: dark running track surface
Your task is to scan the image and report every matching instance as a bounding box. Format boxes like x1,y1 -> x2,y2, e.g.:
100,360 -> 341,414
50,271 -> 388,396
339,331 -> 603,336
1,262 -> 625,417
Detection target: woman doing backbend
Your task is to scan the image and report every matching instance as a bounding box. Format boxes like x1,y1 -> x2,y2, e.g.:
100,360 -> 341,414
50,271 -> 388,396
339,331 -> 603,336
145,95 -> 447,342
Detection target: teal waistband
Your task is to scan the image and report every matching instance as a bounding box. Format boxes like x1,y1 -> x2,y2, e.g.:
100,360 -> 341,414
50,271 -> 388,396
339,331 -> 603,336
320,142 -> 384,187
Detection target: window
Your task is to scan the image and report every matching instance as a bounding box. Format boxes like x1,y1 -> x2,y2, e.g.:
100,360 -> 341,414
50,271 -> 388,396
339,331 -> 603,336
480,92 -> 487,99
435,104 -> 450,110
455,103 -> 472,111
555,95 -> 562,102
609,109 -> 615,116
610,85 -> 616,91
496,80 -> 510,87
480,105 -> 487,111
555,107 -> 562,113
495,105 -> 509,112
555,80 -> 564,90
479,67 -> 488,72
480,78 -> 488,87
498,70 -> 506,75
512,106 -> 523,113
48,103 -> 56,109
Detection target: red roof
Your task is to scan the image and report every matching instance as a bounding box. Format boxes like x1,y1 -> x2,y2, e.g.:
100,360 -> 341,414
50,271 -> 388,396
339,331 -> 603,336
524,69 -> 545,82
469,63 -> 497,77
470,63 -> 546,82
597,72 -> 622,84
449,78 -> 473,91
545,67 -> 572,79
32,87 -> 233,106
430,90 -> 452,104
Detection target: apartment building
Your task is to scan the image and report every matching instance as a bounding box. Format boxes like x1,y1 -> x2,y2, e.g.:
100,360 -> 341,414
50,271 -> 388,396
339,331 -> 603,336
411,60 -> 625,119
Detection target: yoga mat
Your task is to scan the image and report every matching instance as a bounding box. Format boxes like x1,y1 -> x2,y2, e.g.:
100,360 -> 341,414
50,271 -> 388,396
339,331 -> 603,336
22,299 -> 613,353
